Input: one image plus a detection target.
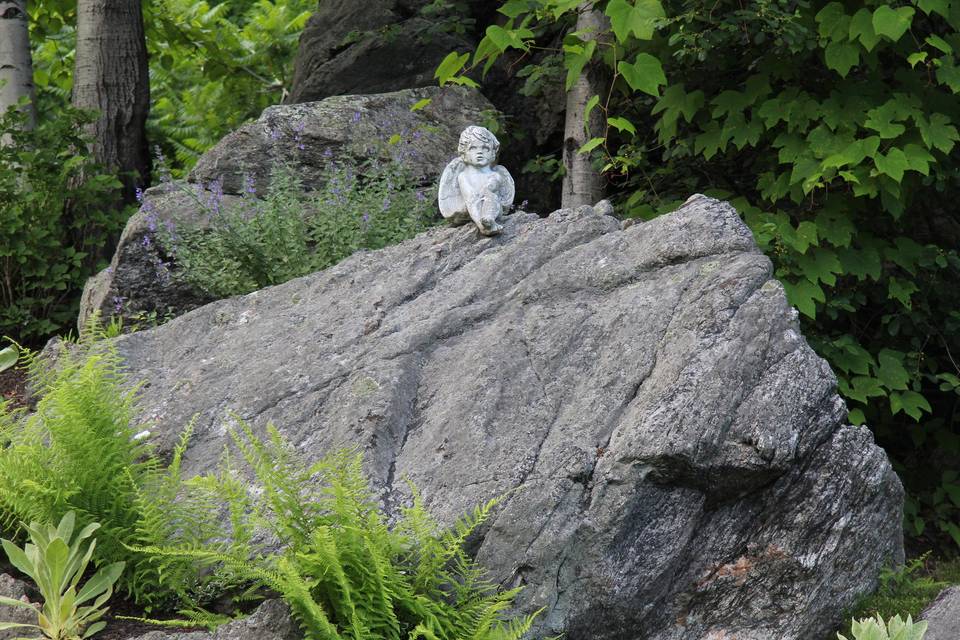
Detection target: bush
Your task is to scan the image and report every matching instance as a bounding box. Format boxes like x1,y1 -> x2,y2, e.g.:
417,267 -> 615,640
0,105 -> 127,345
166,158 -> 437,298
838,613 -> 927,640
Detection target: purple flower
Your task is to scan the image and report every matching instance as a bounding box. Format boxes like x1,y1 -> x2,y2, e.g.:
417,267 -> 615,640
416,190 -> 426,202
352,111 -> 362,123
141,235 -> 152,249
112,296 -> 127,314
146,214 -> 158,233
242,174 -> 257,195
135,187 -> 145,203
269,127 -> 282,140
323,148 -> 334,159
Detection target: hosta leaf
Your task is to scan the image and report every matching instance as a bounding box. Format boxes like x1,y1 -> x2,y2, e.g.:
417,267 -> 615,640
872,5 -> 915,42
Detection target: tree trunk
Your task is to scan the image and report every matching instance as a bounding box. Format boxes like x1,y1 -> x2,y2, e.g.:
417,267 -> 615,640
561,3 -> 608,209
0,0 -> 36,133
73,0 -> 150,204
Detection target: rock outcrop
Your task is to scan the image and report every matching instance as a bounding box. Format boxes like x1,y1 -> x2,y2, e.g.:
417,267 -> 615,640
79,86 -> 496,329
920,586 -> 960,640
126,600 -> 298,640
113,195 -> 905,640
0,574 -> 36,640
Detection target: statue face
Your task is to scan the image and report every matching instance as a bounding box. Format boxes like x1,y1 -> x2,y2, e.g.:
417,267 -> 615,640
462,139 -> 496,167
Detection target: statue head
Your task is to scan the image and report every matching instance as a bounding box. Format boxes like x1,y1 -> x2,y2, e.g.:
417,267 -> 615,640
457,126 -> 500,168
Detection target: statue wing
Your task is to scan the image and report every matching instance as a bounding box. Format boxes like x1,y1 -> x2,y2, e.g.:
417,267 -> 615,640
493,165 -> 515,209
438,158 -> 466,219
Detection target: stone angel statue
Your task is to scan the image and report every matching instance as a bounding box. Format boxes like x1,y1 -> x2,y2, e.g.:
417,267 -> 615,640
438,126 -> 515,236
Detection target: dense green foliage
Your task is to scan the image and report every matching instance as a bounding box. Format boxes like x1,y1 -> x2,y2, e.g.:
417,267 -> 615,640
165,159 -> 437,298
0,330 -> 211,608
0,511 -> 124,640
141,423 -> 540,640
440,0 -> 960,550
0,106 -> 125,344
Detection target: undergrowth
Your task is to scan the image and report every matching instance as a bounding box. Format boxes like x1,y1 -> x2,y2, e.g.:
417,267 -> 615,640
163,157 -> 437,299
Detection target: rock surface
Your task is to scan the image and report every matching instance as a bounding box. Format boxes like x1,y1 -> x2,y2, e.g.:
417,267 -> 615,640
190,85 -> 497,195
125,600 -> 297,640
114,196 -> 904,640
80,86 -> 496,329
286,0 -> 475,105
920,585 -> 960,640
0,573 -> 36,640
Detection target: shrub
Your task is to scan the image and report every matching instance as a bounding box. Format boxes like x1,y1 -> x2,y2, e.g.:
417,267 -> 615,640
166,158 -> 437,298
0,105 -> 127,345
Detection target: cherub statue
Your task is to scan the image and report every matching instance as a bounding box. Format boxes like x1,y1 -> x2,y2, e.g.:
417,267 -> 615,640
438,126 -> 515,236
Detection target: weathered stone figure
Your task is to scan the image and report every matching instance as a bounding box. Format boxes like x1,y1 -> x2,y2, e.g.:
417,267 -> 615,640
438,126 -> 515,236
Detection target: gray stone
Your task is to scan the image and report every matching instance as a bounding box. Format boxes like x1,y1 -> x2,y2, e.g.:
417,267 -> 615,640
113,196 -> 904,640
0,573 -> 38,640
286,0 -> 474,105
920,585 -> 960,640
189,85 -> 498,196
125,600 -> 296,640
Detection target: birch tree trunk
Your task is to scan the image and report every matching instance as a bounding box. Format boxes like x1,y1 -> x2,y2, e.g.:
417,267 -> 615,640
0,0 -> 36,133
73,0 -> 150,204
561,3 -> 608,209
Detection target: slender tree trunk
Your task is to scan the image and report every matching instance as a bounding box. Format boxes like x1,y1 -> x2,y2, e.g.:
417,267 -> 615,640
73,0 -> 150,204
561,3 -> 608,209
0,0 -> 36,133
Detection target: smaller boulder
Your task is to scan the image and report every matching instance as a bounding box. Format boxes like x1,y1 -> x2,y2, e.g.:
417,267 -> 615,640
123,600 -> 297,640
190,85 -> 498,195
920,585 -> 960,640
0,573 -> 36,640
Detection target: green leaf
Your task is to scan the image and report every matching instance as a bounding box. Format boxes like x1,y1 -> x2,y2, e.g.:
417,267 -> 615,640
916,112 -> 960,153
815,3 -> 848,40
583,94 -> 600,127
918,0 -> 949,17
874,148 -> 909,182
0,345 -> 17,373
578,137 -> 605,154
617,53 -> 666,97
849,9 -> 881,51
890,390 -> 932,421
825,41 -> 860,77
907,52 -> 928,68
877,349 -> 910,390
902,144 -> 934,175
410,98 -> 431,112
935,55 -> 960,93
434,51 -> 470,85
926,34 -> 953,54
607,116 -> 637,135
564,39 -> 596,90
888,277 -> 919,309
848,408 -> 866,425
872,6 -> 915,42
782,279 -> 825,318
865,102 -> 907,138
605,0 -> 665,42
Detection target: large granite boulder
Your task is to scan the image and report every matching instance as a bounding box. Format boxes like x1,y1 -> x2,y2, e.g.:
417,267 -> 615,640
79,86 -> 497,329
113,196 -> 904,640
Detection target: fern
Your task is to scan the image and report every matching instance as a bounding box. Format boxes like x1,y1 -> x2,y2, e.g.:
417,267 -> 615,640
144,423 -> 544,640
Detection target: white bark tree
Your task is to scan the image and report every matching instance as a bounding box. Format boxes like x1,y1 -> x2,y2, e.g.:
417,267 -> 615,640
0,0 -> 36,133
561,3 -> 608,209
73,0 -> 150,204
